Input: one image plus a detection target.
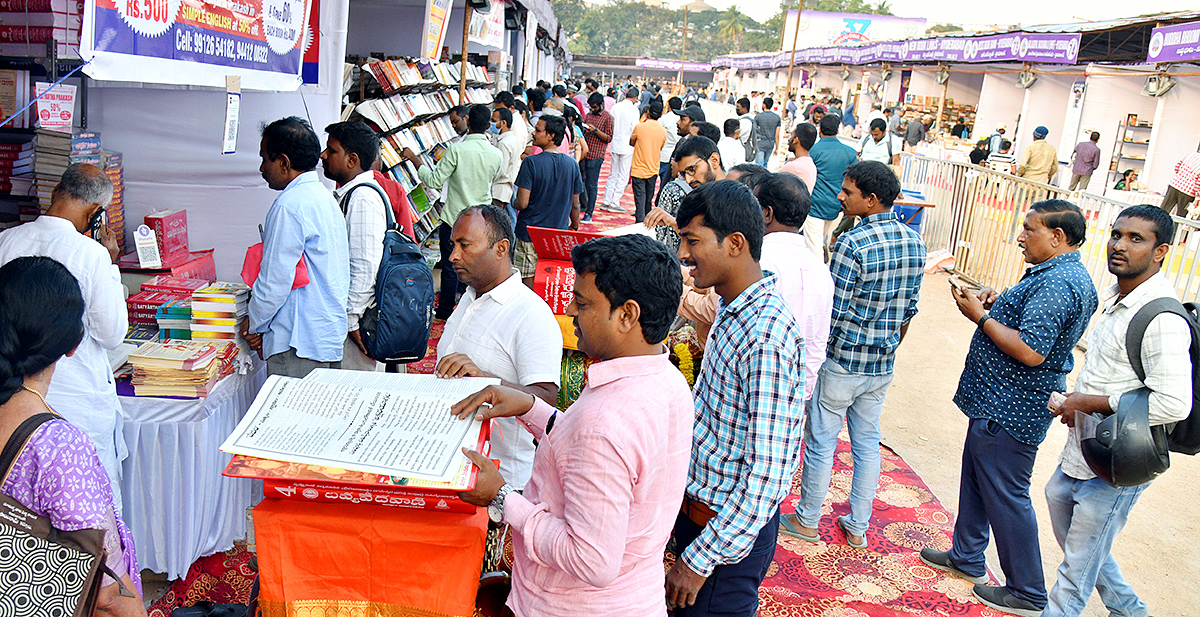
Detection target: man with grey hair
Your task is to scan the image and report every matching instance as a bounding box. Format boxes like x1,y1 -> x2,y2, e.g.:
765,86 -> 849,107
0,163 -> 128,511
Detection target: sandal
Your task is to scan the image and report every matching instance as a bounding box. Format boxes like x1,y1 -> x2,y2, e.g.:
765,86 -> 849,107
837,515 -> 868,549
778,513 -> 820,543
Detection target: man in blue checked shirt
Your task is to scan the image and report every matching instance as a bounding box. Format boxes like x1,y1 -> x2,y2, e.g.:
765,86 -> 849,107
921,200 -> 1097,617
785,160 -> 925,550
665,180 -> 805,616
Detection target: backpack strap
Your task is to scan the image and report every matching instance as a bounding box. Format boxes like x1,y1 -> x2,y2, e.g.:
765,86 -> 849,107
338,182 -> 396,232
1,412 -> 58,483
1126,297 -> 1192,383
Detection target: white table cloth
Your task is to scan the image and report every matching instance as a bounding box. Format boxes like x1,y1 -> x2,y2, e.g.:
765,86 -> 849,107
119,361 -> 266,578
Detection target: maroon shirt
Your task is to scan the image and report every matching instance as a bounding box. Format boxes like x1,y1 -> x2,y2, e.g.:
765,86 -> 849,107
583,110 -> 614,161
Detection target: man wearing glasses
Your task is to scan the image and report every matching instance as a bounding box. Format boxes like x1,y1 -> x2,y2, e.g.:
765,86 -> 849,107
644,136 -> 726,254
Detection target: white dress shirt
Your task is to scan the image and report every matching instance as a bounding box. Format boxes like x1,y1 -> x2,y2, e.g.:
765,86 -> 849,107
333,170 -> 388,332
608,99 -> 639,156
492,130 -> 524,204
760,231 -> 834,401
659,111 -> 681,164
718,136 -> 747,170
437,269 -> 563,489
1060,272 -> 1192,480
0,215 -> 128,510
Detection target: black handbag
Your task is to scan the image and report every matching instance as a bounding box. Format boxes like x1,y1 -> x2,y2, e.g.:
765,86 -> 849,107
0,412 -> 127,617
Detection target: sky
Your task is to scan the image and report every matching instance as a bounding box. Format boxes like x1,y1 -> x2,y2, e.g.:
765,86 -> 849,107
671,0 -> 1198,31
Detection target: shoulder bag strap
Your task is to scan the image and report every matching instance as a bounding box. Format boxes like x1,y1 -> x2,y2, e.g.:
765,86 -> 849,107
1,412 -> 58,483
1126,297 -> 1190,384
339,182 -> 397,232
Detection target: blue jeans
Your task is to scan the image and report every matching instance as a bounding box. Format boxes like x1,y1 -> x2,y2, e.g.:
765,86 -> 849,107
672,509 -> 779,617
754,147 -> 773,167
797,359 -> 894,536
949,418 -> 1046,607
579,157 -> 603,216
1043,466 -> 1149,617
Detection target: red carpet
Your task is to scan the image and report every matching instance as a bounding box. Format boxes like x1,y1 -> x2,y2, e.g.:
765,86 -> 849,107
578,152 -> 640,233
147,545 -> 255,616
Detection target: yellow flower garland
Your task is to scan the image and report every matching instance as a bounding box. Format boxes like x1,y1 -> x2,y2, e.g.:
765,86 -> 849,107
674,342 -> 695,387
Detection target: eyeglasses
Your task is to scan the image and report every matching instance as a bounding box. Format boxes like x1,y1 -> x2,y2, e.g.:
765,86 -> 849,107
679,161 -> 704,179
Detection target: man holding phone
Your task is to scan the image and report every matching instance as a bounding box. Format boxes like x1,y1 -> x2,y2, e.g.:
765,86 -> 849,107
0,163 -> 128,511
925,200 -> 1097,617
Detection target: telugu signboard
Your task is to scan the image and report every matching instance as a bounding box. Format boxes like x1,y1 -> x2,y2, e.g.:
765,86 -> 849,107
717,31 -> 1081,69
1147,20 -> 1200,63
81,0 -> 312,90
779,10 -> 926,52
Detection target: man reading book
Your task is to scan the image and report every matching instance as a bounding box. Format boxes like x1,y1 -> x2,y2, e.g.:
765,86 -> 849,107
452,234 -> 693,617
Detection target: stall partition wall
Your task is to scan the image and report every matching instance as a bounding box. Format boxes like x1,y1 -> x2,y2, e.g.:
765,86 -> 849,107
1009,70 -> 1074,161
1074,72 -> 1158,194
972,71 -> 1027,153
1142,73 -> 1200,195
86,0 -> 349,282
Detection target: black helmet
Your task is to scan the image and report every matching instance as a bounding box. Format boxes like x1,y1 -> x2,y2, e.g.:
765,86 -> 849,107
1081,388 -> 1171,487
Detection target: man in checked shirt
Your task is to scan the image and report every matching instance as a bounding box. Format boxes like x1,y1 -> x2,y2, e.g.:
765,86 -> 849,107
786,160 -> 926,549
666,180 -> 805,615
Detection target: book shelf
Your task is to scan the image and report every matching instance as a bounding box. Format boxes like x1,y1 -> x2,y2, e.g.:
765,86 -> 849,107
344,56 -> 496,243
1107,118 -> 1153,187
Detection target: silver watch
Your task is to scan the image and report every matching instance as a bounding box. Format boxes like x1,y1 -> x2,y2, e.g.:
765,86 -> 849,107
488,484 -> 513,523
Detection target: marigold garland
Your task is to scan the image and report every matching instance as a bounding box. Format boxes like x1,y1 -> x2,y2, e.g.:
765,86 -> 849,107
674,342 -> 695,387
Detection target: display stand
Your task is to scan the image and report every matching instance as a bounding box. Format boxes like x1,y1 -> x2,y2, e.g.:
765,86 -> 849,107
1107,117 -> 1152,187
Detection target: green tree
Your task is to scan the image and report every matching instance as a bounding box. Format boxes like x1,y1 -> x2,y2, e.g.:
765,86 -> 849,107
717,6 -> 753,52
926,23 -> 964,34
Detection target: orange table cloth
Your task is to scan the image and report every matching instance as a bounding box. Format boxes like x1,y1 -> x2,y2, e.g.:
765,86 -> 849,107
254,498 -> 487,617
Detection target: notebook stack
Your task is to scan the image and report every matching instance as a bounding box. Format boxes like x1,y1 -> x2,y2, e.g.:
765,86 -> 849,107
191,282 -> 250,342
128,340 -> 237,398
33,128 -> 69,214
125,290 -> 190,328
156,298 -> 191,340
103,151 -> 124,250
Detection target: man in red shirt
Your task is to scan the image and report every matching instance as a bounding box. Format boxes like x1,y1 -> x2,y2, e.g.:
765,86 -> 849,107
581,92 -> 614,223
1161,147 -> 1200,217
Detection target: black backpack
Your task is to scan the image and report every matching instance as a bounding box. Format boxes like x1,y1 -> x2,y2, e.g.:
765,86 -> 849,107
1125,297 -> 1200,455
339,183 -> 434,363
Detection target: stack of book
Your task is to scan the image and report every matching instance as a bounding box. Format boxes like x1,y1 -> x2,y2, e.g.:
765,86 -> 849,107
0,139 -> 33,197
0,0 -> 82,57
33,128 -> 69,214
124,324 -> 159,345
141,274 -> 210,295
127,340 -> 236,397
0,68 -> 31,128
125,290 -> 190,328
103,151 -> 124,250
156,298 -> 192,340
191,282 -> 249,342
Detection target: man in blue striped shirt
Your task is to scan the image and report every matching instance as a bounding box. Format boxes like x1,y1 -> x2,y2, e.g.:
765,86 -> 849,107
785,160 -> 925,549
665,180 -> 805,616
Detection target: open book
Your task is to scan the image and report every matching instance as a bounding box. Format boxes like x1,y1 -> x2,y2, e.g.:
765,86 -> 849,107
220,369 -> 496,484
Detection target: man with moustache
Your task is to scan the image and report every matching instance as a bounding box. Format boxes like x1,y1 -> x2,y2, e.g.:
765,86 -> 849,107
925,199 -> 1097,617
435,205 -> 561,490
644,136 -> 725,254
453,234 -> 693,617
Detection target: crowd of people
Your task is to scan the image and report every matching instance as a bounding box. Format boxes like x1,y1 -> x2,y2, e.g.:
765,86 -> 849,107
0,73 -> 1191,617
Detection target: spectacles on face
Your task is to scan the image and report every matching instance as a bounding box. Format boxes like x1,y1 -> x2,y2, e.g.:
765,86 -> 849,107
679,161 -> 704,179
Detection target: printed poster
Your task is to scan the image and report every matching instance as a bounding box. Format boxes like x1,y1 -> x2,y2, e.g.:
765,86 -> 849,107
34,82 -> 76,130
81,0 -> 312,90
421,0 -> 452,61
467,0 -> 503,49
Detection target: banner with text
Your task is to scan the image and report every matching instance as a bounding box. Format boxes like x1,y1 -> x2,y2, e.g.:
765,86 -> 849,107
717,32 -> 1081,70
81,0 -> 312,90
1147,20 -> 1200,63
779,10 -> 926,52
635,58 -> 712,72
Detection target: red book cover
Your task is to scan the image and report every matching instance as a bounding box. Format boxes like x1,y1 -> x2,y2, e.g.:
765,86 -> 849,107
261,480 -> 476,513
125,290 -> 189,313
145,209 -> 189,261
526,226 -> 607,315
140,274 -> 209,294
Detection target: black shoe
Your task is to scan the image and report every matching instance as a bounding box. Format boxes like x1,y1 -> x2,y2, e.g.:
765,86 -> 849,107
972,584 -> 1044,617
919,548 -> 989,584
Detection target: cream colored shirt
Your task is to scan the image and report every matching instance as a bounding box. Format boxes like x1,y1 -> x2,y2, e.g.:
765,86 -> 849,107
1017,140 -> 1058,184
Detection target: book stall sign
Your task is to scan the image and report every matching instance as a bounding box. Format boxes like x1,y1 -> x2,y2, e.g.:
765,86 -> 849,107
778,10 -> 927,52
80,0 -> 313,90
467,0 -> 502,49
33,82 -> 76,130
1147,20 -> 1200,63
421,0 -> 452,61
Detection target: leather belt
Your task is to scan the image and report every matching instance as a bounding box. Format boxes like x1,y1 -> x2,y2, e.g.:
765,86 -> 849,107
681,496 -> 717,528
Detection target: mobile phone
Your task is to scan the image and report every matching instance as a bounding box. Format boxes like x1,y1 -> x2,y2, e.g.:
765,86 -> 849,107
948,275 -> 971,294
88,208 -> 106,240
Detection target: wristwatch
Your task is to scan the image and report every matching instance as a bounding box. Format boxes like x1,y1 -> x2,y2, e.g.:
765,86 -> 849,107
488,484 -> 513,524
977,312 -> 991,328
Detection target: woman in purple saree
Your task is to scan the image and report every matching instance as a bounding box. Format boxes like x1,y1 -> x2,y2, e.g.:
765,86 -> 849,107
0,256 -> 145,616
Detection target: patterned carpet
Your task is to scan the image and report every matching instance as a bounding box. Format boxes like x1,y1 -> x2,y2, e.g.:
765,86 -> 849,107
147,545 -> 255,616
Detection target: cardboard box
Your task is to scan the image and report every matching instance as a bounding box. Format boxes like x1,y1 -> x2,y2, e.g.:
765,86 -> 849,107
527,226 -> 607,315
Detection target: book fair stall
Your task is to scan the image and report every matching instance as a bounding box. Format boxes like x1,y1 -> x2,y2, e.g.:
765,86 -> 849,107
0,0 -> 559,612
709,11 -> 1200,201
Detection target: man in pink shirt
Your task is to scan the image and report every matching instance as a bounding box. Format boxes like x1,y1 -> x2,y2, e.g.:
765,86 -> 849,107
779,122 -> 817,193
454,234 -> 694,617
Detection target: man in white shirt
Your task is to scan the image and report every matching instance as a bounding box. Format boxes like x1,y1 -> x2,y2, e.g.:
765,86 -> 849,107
435,205 -> 562,490
1046,205 -> 1191,617
736,97 -> 756,163
490,107 -> 524,223
718,119 -> 747,170
858,118 -> 901,165
493,90 -> 531,157
322,121 -> 389,371
0,163 -> 127,510
658,97 -> 683,192
599,87 -> 640,214
865,103 -> 885,129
